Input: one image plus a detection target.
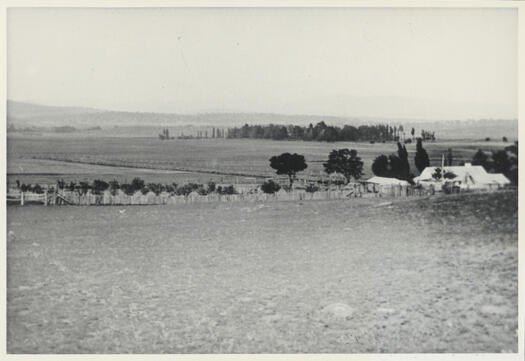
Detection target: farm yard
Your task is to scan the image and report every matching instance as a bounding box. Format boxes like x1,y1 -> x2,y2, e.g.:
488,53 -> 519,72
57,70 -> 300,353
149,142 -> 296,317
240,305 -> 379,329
6,4 -> 519,356
6,190 -> 518,353
7,135 -> 512,186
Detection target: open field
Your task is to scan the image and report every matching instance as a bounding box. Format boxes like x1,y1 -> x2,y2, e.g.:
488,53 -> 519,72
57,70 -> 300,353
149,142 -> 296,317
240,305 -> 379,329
6,190 -> 518,353
7,135 -> 512,185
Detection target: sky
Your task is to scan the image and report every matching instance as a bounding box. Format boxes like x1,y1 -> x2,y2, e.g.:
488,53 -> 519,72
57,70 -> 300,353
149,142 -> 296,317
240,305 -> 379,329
7,7 -> 518,120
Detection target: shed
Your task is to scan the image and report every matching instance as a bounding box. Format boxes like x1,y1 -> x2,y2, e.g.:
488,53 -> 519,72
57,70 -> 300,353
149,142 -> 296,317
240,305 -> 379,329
365,176 -> 410,186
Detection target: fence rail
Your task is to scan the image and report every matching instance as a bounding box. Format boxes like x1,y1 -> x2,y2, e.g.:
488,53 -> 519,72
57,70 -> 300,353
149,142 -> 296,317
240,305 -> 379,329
6,192 -> 49,206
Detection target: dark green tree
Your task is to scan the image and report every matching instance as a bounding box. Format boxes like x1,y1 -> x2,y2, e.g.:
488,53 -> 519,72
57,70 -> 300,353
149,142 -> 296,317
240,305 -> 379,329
131,177 -> 145,192
505,141 -> 518,185
92,179 -> 109,195
492,150 -> 511,175
414,138 -> 430,173
472,149 -> 492,171
446,148 -> 453,166
397,142 -> 410,180
323,149 -> 364,183
372,155 -> 390,177
269,153 -> 308,188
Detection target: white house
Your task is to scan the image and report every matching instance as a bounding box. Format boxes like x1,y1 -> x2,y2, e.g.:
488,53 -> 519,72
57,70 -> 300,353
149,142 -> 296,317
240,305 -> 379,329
413,163 -> 510,190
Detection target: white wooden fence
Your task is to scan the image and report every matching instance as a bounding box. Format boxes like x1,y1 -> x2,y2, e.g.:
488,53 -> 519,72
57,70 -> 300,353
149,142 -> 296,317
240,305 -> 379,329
6,191 -> 49,206
7,184 -> 438,207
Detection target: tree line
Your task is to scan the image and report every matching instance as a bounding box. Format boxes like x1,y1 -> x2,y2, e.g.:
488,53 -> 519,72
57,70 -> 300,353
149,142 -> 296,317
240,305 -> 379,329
227,122 -> 436,143
471,143 -> 518,184
13,178 -> 238,197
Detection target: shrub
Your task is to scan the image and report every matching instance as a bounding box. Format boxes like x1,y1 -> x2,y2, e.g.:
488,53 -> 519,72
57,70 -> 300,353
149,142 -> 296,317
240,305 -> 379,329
196,186 -> 208,196
109,180 -> 120,196
305,183 -> 319,193
140,187 -> 150,195
442,182 -> 460,194
503,136 -> 508,142
165,184 -> 176,194
261,180 -> 281,194
120,183 -> 136,196
78,181 -> 90,195
329,177 -> 346,186
207,181 -> 216,193
56,179 -> 65,190
32,184 -> 44,194
131,177 -> 145,192
146,183 -> 165,195
176,183 -> 199,196
92,179 -> 109,194
485,137 -> 491,141
67,181 -> 76,192
217,185 -> 236,195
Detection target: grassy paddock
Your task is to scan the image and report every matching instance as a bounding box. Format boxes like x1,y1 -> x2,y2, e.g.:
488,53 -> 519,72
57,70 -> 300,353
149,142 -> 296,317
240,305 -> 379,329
7,135 -> 511,185
6,190 -> 517,353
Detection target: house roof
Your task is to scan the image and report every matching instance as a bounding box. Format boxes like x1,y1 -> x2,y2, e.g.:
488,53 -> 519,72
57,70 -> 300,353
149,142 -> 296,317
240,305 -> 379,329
365,176 -> 410,186
478,173 -> 511,185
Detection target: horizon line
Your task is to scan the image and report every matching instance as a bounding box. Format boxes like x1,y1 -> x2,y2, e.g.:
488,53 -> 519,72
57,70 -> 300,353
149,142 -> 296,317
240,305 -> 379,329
6,98 -> 518,123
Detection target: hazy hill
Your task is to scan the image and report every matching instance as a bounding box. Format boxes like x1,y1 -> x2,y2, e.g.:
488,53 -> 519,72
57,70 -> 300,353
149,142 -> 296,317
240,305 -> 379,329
6,100 -> 517,140
7,101 -> 102,119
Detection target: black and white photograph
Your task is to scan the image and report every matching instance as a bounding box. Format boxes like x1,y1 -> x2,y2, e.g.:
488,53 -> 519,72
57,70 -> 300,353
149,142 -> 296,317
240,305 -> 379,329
3,3 -> 521,357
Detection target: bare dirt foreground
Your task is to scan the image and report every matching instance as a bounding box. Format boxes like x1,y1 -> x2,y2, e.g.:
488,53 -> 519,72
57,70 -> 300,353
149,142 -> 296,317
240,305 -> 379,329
6,190 -> 518,353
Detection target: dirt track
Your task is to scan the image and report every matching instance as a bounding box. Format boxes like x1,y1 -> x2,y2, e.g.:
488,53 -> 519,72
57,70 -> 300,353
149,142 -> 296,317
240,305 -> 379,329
6,191 -> 518,353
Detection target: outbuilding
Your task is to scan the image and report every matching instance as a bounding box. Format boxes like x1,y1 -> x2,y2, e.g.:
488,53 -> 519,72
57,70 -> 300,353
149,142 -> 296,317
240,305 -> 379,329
365,176 -> 410,186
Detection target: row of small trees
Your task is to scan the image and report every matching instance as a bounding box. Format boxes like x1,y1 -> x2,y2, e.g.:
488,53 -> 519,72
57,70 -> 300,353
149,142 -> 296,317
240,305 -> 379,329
51,178 -> 237,196
158,128 -> 173,140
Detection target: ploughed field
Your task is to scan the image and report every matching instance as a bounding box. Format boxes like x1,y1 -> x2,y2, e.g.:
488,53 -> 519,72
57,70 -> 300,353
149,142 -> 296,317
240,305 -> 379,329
6,190 -> 518,353
7,135 -> 510,185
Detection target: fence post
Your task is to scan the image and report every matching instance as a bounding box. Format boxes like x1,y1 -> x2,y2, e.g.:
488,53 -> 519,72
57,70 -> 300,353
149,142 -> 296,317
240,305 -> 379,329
20,192 -> 24,206
44,192 -> 48,206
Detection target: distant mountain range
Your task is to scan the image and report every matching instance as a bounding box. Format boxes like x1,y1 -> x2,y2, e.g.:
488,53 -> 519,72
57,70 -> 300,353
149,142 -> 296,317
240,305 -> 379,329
7,100 -> 518,140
